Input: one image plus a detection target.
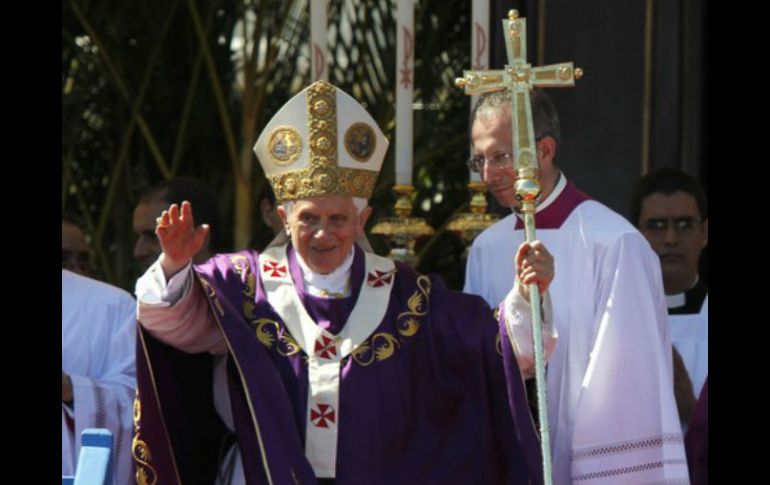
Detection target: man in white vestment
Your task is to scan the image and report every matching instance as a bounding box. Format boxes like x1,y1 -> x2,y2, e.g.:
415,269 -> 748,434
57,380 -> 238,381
464,89 -> 689,484
62,269 -> 136,484
631,168 -> 709,423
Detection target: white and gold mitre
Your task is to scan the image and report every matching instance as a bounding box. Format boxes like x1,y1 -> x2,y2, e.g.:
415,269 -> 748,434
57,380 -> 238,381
253,80 -> 388,202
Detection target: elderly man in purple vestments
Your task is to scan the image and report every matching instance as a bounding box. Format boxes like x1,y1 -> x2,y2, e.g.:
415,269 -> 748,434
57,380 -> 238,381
132,80 -> 557,485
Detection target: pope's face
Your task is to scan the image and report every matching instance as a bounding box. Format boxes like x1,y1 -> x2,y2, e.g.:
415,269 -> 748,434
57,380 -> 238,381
279,194 -> 371,274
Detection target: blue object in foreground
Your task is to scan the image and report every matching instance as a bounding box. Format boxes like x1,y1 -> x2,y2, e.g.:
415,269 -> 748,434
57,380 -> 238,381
62,428 -> 113,485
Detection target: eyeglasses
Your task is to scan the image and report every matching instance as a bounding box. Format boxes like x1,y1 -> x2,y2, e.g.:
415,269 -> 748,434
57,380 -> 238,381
466,152 -> 514,173
642,217 -> 701,235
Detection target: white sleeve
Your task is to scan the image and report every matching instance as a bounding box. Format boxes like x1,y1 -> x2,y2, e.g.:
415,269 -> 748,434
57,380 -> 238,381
134,259 -> 193,306
569,232 -> 689,482
67,292 -> 137,485
502,283 -> 557,379
135,258 -> 226,354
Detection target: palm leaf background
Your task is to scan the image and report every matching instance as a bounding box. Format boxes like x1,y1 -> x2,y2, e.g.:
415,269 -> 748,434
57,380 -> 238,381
63,0 -> 481,290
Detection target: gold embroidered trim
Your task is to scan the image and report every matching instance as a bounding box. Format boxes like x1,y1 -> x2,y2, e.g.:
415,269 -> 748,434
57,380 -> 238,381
351,275 -> 431,366
132,391 -> 158,485
351,332 -> 401,366
198,277 -> 224,316
230,255 -> 257,319
270,165 -> 377,201
308,81 -> 337,168
253,318 -> 302,357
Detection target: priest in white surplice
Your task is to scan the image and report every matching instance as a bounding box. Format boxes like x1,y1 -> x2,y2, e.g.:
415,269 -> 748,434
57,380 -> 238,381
631,167 -> 708,402
464,90 -> 689,484
62,269 -> 136,485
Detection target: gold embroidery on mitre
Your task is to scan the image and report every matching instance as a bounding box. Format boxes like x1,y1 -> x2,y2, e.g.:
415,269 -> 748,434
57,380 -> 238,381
270,166 -> 377,201
268,126 -> 303,166
261,80 -> 383,202
344,122 -> 377,162
308,81 -> 337,168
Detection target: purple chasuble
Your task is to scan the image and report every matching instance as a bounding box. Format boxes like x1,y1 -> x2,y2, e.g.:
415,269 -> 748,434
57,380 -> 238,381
136,244 -> 543,485
287,244 -> 364,336
514,180 -> 591,230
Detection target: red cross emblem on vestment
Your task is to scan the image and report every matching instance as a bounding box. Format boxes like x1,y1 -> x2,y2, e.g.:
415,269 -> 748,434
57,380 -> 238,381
310,403 -> 336,428
314,335 -> 337,359
262,260 -> 287,278
367,269 -> 394,287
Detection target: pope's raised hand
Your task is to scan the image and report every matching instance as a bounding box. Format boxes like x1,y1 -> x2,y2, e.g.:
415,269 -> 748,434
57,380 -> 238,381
156,201 -> 210,279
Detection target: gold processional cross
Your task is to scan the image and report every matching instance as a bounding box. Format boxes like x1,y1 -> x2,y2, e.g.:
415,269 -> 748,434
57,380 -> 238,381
455,10 -> 582,485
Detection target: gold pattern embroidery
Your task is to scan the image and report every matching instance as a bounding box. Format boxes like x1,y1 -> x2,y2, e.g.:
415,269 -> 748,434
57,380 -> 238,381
132,391 -> 158,485
265,82 -> 380,201
253,318 -> 302,357
351,333 -> 401,366
308,81 -> 337,167
243,300 -> 256,320
351,276 -> 431,366
229,255 -> 248,275
245,273 -> 256,298
270,165 -> 378,201
397,275 -> 431,336
198,277 -> 225,316
230,255 -> 257,319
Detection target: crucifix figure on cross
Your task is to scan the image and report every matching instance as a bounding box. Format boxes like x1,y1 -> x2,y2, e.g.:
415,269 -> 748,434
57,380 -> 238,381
455,9 -> 582,485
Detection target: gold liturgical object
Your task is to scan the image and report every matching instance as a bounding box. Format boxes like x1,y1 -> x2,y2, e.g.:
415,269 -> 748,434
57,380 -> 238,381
370,185 -> 434,267
454,10 -> 582,485
446,181 -> 500,258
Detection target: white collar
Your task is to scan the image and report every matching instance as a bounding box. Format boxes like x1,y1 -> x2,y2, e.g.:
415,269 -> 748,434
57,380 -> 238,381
535,170 -> 567,213
295,246 -> 355,298
665,275 -> 700,309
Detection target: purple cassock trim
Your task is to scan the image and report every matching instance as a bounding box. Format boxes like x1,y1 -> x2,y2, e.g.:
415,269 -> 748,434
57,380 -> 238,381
514,180 -> 591,230
685,377 -> 708,485
135,326 -> 236,485
287,244 -> 365,335
195,252 -> 317,484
